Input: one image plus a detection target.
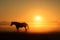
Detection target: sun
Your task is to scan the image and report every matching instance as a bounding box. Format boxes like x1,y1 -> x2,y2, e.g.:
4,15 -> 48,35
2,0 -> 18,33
35,16 -> 41,21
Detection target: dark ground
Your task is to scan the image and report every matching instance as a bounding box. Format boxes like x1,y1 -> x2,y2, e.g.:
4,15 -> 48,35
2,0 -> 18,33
0,32 -> 60,40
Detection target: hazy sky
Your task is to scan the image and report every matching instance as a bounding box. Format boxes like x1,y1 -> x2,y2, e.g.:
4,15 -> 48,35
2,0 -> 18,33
0,0 -> 60,22
0,0 -> 60,33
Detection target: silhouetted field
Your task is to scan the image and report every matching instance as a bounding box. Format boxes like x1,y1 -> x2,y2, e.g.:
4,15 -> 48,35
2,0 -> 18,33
0,32 -> 60,40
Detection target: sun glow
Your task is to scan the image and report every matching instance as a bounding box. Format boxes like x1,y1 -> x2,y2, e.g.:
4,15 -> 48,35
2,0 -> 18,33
35,16 -> 41,21
31,16 -> 42,28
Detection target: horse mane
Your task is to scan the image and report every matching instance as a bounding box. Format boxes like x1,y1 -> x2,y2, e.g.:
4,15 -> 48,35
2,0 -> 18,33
11,21 -> 26,23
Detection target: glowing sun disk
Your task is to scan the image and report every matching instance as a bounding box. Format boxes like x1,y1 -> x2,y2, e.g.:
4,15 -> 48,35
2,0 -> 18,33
35,16 -> 41,21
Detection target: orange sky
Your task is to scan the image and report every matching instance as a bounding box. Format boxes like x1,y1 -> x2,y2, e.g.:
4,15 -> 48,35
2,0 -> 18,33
0,0 -> 60,33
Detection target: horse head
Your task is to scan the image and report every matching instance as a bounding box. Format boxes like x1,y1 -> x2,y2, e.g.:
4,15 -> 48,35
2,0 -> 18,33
10,22 -> 14,26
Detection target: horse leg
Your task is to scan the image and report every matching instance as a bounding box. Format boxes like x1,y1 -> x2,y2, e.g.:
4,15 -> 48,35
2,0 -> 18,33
27,25 -> 29,29
16,27 -> 19,32
25,27 -> 27,32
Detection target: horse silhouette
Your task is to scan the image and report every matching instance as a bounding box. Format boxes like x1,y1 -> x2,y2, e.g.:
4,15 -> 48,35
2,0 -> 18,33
10,22 -> 29,32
